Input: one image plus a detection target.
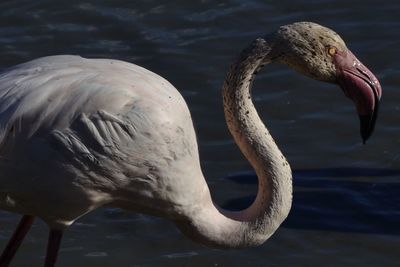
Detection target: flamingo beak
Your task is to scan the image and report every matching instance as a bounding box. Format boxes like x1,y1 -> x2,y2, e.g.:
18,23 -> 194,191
334,50 -> 382,144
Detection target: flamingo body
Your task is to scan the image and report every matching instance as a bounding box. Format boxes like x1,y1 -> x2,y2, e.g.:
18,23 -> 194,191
0,55 -> 203,228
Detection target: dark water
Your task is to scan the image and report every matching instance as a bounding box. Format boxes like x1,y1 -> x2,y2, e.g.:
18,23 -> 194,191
0,1 -> 399,266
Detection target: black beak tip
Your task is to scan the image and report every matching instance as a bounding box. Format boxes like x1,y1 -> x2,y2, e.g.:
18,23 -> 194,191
359,114 -> 376,145
359,95 -> 380,144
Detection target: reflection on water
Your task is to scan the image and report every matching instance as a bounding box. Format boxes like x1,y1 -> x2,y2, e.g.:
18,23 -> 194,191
0,0 -> 399,266
224,168 -> 400,235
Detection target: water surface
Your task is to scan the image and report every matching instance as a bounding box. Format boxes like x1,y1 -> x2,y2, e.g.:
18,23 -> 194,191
0,1 -> 399,266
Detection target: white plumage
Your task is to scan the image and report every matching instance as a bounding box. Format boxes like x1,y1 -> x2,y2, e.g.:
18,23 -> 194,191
0,55 -> 204,227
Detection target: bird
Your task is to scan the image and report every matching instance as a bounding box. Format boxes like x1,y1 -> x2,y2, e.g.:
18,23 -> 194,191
0,22 -> 381,267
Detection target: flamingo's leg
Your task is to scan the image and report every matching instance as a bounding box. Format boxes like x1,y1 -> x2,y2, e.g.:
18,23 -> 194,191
44,229 -> 63,267
0,215 -> 35,267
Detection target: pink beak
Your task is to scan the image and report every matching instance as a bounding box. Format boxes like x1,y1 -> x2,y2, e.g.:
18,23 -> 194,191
334,50 -> 382,144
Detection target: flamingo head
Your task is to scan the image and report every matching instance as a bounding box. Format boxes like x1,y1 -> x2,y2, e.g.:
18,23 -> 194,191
270,22 -> 382,143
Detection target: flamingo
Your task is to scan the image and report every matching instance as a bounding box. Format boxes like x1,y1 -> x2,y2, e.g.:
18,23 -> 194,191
0,22 -> 381,267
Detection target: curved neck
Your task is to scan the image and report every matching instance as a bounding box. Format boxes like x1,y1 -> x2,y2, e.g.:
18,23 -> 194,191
175,39 -> 292,248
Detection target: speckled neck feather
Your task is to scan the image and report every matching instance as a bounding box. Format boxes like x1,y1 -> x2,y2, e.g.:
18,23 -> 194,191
175,38 -> 292,248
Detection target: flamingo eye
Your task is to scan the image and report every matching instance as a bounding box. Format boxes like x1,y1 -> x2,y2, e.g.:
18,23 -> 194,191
328,46 -> 337,56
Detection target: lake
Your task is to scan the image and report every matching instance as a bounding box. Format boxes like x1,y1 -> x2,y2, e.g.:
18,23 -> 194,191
0,1 -> 399,266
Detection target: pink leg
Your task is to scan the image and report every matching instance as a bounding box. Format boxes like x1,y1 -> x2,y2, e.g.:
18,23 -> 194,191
44,229 -> 63,267
0,215 -> 35,267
